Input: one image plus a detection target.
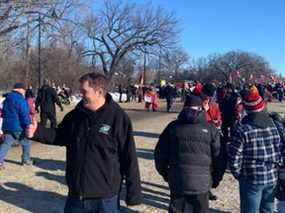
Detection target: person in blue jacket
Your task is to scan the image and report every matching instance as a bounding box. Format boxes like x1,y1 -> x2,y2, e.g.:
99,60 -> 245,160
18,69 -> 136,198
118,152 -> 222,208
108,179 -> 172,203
0,83 -> 32,169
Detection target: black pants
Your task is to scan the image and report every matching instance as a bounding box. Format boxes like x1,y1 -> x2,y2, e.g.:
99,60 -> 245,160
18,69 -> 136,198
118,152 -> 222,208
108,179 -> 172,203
169,193 -> 209,213
166,98 -> 173,112
40,111 -> 57,128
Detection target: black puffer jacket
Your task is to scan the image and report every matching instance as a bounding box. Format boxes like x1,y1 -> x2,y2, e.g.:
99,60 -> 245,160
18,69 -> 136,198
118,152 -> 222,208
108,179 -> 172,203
33,94 -> 142,205
154,107 -> 221,196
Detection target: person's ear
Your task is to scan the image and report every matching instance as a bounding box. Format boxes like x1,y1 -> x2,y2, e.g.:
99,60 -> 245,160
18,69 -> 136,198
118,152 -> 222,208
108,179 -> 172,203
97,88 -> 104,96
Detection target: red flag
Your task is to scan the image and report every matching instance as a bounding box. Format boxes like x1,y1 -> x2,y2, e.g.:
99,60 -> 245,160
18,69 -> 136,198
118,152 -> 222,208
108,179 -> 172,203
138,71 -> 144,85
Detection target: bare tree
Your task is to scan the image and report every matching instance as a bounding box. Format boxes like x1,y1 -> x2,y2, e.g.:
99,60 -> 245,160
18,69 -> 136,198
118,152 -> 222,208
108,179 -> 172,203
206,51 -> 272,82
185,50 -> 273,83
161,48 -> 189,80
81,0 -> 179,78
0,1 -> 84,37
0,0 -> 85,87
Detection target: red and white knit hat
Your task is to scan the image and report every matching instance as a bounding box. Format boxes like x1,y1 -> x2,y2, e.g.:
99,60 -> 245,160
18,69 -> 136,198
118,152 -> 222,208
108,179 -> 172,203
243,85 -> 265,113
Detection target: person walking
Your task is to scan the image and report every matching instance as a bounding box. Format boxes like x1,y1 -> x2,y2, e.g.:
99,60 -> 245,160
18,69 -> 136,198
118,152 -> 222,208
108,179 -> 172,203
201,83 -> 224,201
164,83 -> 176,112
154,95 -> 222,213
36,79 -> 63,128
27,73 -> 142,213
0,83 -> 33,169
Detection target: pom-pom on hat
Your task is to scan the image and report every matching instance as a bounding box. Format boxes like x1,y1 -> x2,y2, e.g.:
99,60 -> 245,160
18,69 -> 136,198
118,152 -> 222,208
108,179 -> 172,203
242,85 -> 265,113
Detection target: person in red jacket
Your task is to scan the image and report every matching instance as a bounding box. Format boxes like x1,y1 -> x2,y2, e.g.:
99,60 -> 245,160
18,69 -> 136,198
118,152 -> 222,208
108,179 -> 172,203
25,90 -> 36,120
202,84 -> 222,129
150,87 -> 158,112
201,83 -> 224,202
144,88 -> 152,111
193,81 -> 203,95
144,87 -> 158,112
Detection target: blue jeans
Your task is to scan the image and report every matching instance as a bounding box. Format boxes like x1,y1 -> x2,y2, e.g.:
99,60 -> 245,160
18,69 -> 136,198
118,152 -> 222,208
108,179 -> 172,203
239,180 -> 276,213
275,199 -> 285,213
64,195 -> 119,213
0,133 -> 31,163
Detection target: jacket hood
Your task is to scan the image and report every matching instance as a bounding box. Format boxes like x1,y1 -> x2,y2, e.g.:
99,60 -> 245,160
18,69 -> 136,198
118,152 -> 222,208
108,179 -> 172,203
7,90 -> 24,99
178,107 -> 206,124
41,85 -> 50,89
242,111 -> 274,128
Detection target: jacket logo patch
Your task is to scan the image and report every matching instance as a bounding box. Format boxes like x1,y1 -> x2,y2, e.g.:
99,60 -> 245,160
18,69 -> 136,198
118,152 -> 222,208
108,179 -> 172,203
202,129 -> 208,133
99,124 -> 111,135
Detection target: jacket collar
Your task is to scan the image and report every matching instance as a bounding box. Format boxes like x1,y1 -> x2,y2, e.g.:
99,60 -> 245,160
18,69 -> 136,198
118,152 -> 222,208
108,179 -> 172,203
242,110 -> 274,128
178,107 -> 206,124
11,90 -> 24,98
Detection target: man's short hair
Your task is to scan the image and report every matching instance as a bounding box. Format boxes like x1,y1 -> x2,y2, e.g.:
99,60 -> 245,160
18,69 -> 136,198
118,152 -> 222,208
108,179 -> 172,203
43,78 -> 50,86
79,72 -> 109,95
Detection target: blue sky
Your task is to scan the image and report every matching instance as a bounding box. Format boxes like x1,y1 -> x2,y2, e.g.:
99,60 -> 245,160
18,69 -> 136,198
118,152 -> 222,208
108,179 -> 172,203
132,0 -> 285,74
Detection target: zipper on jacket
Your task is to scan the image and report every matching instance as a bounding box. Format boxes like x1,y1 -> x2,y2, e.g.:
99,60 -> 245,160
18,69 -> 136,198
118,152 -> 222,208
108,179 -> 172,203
79,123 -> 91,198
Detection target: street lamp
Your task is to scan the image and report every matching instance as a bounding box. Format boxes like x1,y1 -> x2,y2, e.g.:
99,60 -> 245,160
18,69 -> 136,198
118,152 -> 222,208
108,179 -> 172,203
38,13 -> 42,88
37,9 -> 58,88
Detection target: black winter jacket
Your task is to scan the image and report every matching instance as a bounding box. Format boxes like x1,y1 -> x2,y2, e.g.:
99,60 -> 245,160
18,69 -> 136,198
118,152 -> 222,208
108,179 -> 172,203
33,94 -> 142,205
154,107 -> 221,196
35,85 -> 62,113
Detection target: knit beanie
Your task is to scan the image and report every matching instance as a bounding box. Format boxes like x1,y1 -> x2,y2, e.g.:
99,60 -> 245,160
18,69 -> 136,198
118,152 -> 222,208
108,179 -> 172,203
242,85 -> 265,113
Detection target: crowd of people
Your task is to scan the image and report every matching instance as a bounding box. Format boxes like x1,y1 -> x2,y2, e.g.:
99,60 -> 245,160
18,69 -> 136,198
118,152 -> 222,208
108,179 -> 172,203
1,73 -> 285,212
116,80 -> 285,117
155,80 -> 285,213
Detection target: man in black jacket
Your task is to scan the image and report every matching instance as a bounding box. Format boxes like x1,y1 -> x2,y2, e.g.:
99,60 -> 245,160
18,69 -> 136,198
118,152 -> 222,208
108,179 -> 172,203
155,95 -> 221,213
35,79 -> 63,128
27,73 -> 142,213
164,83 -> 176,112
